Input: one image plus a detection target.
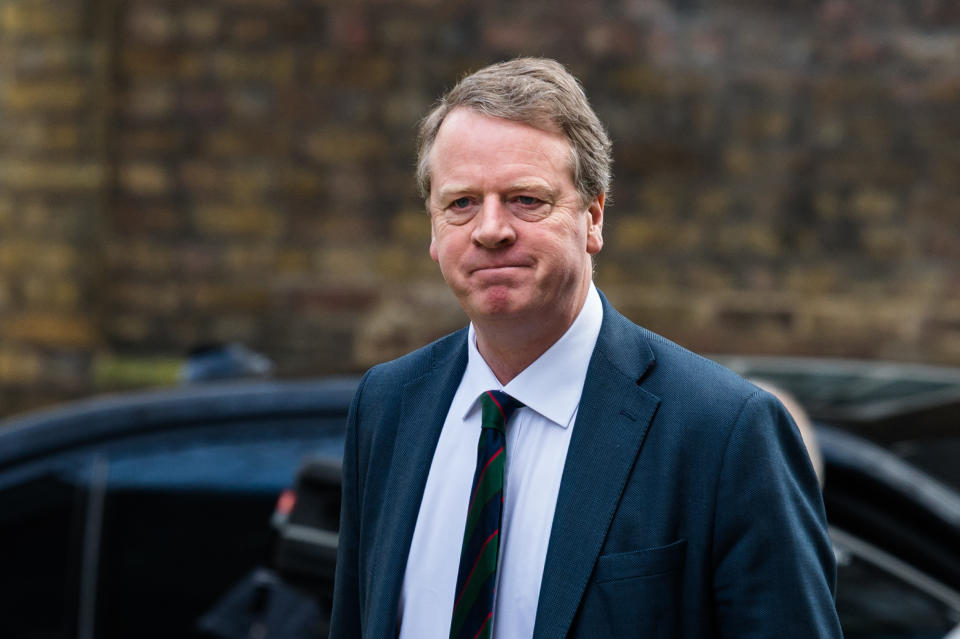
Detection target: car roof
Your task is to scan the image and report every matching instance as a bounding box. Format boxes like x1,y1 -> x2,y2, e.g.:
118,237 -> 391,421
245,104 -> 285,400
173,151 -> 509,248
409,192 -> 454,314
0,377 -> 359,469
716,355 -> 960,438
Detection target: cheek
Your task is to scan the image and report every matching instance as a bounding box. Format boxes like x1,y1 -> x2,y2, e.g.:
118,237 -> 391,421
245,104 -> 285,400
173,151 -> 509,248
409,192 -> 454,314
430,229 -> 465,270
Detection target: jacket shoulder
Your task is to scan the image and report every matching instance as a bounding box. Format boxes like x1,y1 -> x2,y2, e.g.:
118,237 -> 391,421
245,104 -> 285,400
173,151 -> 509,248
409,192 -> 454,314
359,327 -> 468,397
598,297 -> 757,406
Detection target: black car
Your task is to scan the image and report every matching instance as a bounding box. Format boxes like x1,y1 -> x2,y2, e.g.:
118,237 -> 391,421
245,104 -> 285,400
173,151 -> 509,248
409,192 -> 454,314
0,378 -> 354,639
1,358 -> 959,638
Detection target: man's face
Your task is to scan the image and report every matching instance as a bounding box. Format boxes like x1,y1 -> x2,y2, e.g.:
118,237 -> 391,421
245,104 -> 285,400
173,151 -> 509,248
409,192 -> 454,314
427,108 -> 604,326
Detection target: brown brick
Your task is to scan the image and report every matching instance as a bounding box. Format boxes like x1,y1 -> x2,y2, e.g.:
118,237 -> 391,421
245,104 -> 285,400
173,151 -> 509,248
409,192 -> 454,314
1,4 -> 78,38
113,204 -> 183,234
193,205 -> 282,237
317,246 -> 380,282
111,282 -> 181,314
225,88 -> 274,119
6,313 -> 98,347
107,314 -> 152,342
229,17 -> 274,44
612,217 -> 702,253
4,161 -> 105,191
123,83 -> 176,119
862,226 -> 909,259
382,91 -> 427,128
637,183 -> 681,219
12,43 -> 97,76
225,245 -> 274,272
317,215 -> 377,244
187,284 -> 269,312
813,114 -> 846,147
723,144 -> 757,177
211,315 -> 259,342
309,52 -> 339,82
121,49 -> 198,79
15,122 -> 82,152
814,191 -> 842,220
275,249 -> 312,275
327,7 -> 371,50
105,241 -> 175,274
204,129 -> 289,156
693,188 -> 732,220
607,64 -> 668,95
0,345 -> 44,384
339,57 -> 394,88
0,241 -> 79,273
2,81 -> 88,111
0,281 -> 11,310
852,187 -> 898,220
224,167 -> 274,198
717,224 -> 780,258
0,198 -> 12,229
126,2 -> 177,44
379,16 -> 426,48
276,168 -> 324,198
304,129 -> 389,163
212,50 -> 295,83
22,277 -> 82,309
179,161 -> 223,192
376,247 -> 423,280
119,128 -> 185,153
182,7 -> 221,42
391,211 -> 430,244
120,162 -> 171,196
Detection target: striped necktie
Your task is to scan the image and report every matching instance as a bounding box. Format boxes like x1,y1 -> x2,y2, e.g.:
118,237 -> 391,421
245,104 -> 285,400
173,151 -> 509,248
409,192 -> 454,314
449,390 -> 523,639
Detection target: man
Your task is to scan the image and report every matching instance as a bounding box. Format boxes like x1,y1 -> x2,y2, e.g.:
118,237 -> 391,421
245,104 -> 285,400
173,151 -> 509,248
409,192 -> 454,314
330,58 -> 842,638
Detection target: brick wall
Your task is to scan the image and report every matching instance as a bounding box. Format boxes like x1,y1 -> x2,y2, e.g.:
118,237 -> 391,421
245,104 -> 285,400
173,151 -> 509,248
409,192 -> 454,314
1,0 -> 110,413
2,0 -> 960,416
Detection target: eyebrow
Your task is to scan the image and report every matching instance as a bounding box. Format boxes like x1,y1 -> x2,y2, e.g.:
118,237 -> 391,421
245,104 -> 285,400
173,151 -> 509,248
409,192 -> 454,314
505,180 -> 554,195
434,180 -> 556,202
434,184 -> 474,203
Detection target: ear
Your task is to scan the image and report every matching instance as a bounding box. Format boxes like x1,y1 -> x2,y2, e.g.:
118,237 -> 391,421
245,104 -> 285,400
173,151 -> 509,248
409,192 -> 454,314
586,192 -> 604,255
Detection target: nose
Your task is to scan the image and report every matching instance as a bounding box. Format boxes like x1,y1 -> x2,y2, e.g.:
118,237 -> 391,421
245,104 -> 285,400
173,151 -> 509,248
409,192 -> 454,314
471,196 -> 517,249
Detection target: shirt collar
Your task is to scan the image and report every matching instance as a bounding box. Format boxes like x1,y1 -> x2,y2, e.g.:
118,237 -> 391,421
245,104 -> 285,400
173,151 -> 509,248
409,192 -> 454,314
459,282 -> 603,428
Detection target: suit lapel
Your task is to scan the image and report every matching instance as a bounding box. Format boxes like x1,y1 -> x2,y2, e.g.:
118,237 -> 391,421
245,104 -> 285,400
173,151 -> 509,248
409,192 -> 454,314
367,332 -> 468,636
533,302 -> 661,639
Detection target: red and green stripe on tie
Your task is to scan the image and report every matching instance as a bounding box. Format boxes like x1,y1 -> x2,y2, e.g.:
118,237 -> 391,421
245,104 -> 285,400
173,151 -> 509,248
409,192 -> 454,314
450,390 -> 523,639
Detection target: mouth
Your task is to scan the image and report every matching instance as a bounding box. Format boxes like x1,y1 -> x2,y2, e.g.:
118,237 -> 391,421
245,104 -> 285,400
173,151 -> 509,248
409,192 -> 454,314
474,265 -> 522,271
471,266 -> 529,279
471,262 -> 531,273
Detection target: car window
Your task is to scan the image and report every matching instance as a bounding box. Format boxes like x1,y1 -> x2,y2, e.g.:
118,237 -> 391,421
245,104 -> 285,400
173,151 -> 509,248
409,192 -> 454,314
833,528 -> 960,638
0,461 -> 88,638
893,439 -> 960,494
0,413 -> 346,639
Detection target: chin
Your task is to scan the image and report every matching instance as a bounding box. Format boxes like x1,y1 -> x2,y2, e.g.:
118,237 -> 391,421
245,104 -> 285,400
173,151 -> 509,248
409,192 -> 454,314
464,287 -> 530,319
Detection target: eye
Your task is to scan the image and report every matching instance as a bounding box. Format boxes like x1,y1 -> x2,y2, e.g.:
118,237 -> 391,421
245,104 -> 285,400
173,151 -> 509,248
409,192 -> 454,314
510,194 -> 550,222
441,196 -> 477,225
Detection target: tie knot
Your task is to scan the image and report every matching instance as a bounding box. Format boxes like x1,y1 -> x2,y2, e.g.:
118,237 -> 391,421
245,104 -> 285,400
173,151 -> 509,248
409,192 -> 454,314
479,390 -> 523,432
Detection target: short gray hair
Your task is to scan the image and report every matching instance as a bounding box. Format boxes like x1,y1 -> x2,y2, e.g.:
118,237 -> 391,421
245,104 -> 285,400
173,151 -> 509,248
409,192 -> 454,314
416,58 -> 612,205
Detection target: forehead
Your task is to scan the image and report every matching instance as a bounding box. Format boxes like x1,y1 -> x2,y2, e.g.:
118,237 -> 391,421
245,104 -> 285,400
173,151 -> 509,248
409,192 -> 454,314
428,108 -> 575,191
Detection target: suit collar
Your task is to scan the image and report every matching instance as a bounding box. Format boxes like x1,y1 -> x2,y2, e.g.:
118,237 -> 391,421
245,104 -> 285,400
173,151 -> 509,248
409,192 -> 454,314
533,294 -> 661,639
367,330 -> 469,637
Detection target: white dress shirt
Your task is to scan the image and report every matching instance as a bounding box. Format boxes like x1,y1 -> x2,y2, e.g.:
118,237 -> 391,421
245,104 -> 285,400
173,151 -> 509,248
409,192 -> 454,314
399,283 -> 603,639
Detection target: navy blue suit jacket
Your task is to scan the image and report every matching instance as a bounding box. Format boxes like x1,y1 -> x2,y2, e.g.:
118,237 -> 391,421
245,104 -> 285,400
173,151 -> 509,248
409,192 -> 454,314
330,295 -> 842,638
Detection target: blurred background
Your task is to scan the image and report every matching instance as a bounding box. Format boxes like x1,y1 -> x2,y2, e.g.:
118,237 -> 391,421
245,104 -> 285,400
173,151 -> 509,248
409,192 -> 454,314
2,0 -> 959,417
